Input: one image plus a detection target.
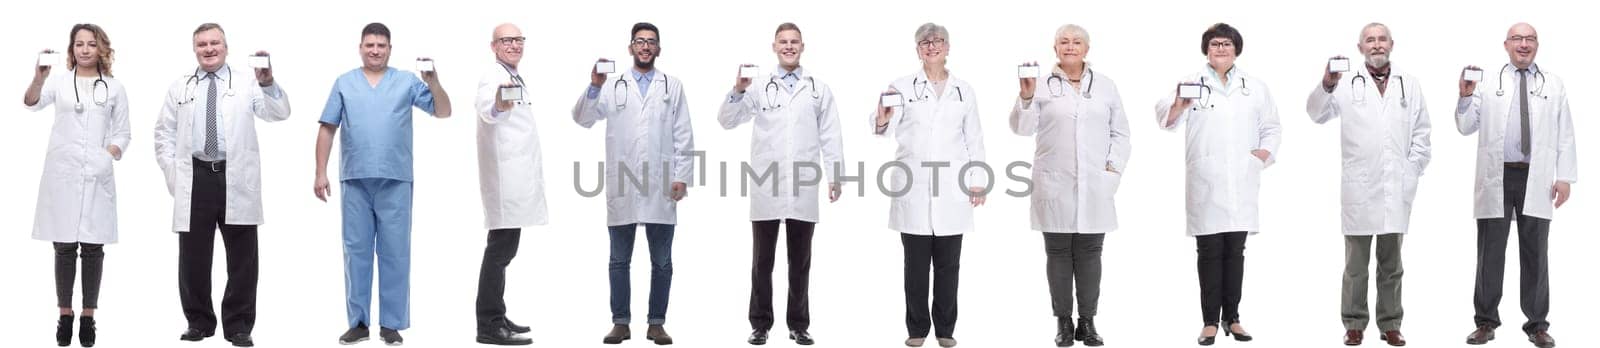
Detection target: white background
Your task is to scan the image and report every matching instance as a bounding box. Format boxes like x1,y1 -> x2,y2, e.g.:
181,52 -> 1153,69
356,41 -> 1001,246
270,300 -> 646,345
1,0 -> 1593,347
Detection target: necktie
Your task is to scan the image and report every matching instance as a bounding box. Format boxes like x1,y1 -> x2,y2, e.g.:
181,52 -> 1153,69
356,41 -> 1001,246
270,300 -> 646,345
1518,69 -> 1530,158
205,72 -> 219,159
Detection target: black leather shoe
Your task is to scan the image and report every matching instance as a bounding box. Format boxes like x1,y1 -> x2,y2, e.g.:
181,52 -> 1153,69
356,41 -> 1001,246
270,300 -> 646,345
79,316 -> 97,347
1465,326 -> 1494,345
57,314 -> 74,347
180,328 -> 214,342
1197,325 -> 1218,346
602,325 -> 630,344
1528,330 -> 1555,348
226,333 -> 255,347
748,330 -> 769,345
1054,317 -> 1074,347
789,330 -> 814,345
646,325 -> 673,345
1223,320 -> 1253,342
1075,317 -> 1103,346
504,318 -> 531,334
339,324 -> 370,345
477,326 -> 533,346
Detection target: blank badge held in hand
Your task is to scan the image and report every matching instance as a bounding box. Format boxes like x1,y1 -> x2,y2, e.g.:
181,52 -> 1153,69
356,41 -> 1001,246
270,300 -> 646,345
499,86 -> 523,102
1463,68 -> 1484,82
1017,64 -> 1040,79
1328,57 -> 1350,73
739,65 -> 761,79
248,55 -> 271,70
416,58 -> 435,72
1178,83 -> 1205,99
881,92 -> 904,107
38,52 -> 64,67
595,61 -> 616,74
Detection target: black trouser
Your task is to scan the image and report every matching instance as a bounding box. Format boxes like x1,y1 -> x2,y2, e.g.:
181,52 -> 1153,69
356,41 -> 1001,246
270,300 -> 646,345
55,242 -> 105,309
1196,231 -> 1248,326
902,233 -> 962,339
1043,233 -> 1104,318
1473,165 -> 1551,334
476,228 -> 522,331
749,219 -> 814,332
179,158 -> 259,336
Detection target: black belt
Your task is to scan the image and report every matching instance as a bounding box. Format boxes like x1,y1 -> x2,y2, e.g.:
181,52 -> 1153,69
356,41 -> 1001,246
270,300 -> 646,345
194,157 -> 226,173
1505,162 -> 1529,169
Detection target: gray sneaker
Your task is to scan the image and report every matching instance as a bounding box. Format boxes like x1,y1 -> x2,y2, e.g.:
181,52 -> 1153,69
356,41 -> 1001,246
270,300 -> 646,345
380,327 -> 404,346
339,324 -> 370,345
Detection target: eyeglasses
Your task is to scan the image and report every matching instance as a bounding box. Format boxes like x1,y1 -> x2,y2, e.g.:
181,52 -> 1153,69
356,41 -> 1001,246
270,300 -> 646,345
1208,40 -> 1235,49
1506,35 -> 1538,44
918,38 -> 947,48
495,36 -> 526,45
631,38 -> 660,47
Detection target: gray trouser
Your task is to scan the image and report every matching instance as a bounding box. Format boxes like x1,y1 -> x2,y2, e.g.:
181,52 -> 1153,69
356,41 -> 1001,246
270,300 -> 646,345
1044,232 -> 1104,318
1342,234 -> 1404,331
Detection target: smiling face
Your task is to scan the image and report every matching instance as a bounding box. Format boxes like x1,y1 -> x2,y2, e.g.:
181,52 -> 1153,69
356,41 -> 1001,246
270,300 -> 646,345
360,34 -> 392,71
71,28 -> 101,71
492,24 -> 524,67
916,34 -> 948,66
1504,23 -> 1539,69
630,29 -> 659,70
772,29 -> 804,69
1054,32 -> 1088,70
1358,25 -> 1394,68
1206,37 -> 1236,72
192,28 -> 228,72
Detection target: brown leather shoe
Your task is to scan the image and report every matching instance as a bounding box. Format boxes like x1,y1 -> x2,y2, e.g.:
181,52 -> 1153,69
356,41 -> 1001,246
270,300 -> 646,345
1528,330 -> 1555,348
646,325 -> 673,345
1465,326 -> 1494,345
1344,330 -> 1363,346
602,325 -> 630,344
1381,330 -> 1406,346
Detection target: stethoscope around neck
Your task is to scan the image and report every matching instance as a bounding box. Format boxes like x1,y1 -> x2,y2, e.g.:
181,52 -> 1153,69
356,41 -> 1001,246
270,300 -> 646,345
1189,74 -> 1250,110
1046,66 -> 1095,99
1351,72 -> 1408,108
761,75 -> 820,111
908,76 -> 963,103
72,65 -> 109,113
1495,64 -> 1548,100
499,62 -> 527,105
178,65 -> 236,105
612,73 -> 673,110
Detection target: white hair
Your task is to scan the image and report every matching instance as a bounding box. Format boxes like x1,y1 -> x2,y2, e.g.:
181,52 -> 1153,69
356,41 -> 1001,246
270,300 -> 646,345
1054,24 -> 1090,45
914,23 -> 948,43
1359,22 -> 1391,42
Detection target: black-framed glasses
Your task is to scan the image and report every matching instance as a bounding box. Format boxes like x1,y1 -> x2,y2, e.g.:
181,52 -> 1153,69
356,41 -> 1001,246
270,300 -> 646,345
1208,40 -> 1235,49
1506,35 -> 1538,44
632,38 -> 660,47
918,38 -> 947,48
496,36 -> 526,45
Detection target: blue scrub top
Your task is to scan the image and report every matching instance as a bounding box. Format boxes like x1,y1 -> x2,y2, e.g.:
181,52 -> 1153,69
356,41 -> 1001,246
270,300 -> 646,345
318,67 -> 437,182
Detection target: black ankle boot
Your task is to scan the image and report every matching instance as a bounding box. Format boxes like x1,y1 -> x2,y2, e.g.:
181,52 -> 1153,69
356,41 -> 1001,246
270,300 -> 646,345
80,316 -> 97,347
56,314 -> 74,347
1075,317 -> 1103,346
1054,317 -> 1074,347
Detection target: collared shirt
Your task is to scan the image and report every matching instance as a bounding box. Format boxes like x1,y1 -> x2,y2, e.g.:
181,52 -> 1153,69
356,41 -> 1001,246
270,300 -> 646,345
1205,65 -> 1238,94
317,67 -> 437,182
1503,64 -> 1538,163
778,66 -> 801,89
190,65 -> 284,161
584,67 -> 658,99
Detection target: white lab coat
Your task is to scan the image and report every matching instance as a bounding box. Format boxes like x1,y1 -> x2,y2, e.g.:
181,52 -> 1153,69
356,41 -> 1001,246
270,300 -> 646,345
572,70 -> 695,226
1455,64 -> 1577,220
1010,67 -> 1131,234
871,71 -> 987,236
717,69 -> 845,223
1154,67 -> 1282,236
1306,68 -> 1432,235
153,66 -> 292,232
26,72 -> 131,244
476,62 -> 549,230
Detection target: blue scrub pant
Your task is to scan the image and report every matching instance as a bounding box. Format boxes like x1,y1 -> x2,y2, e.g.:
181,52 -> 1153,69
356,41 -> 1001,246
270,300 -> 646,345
341,178 -> 413,330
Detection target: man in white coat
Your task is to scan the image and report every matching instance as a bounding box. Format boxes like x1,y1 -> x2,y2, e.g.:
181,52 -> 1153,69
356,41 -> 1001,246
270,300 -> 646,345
1458,23 -> 1575,348
572,22 -> 694,346
1305,22 -> 1430,347
717,22 -> 843,346
472,23 -> 543,346
153,23 -> 290,348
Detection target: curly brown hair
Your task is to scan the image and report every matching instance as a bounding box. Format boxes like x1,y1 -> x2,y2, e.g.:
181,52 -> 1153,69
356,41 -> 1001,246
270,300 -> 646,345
67,23 -> 114,77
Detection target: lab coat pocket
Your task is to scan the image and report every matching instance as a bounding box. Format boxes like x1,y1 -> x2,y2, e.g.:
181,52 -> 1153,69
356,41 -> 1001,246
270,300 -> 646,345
90,149 -> 116,180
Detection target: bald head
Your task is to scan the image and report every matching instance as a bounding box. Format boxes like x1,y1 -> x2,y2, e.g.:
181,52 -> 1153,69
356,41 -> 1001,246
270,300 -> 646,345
491,23 -> 525,67
1504,22 -> 1538,69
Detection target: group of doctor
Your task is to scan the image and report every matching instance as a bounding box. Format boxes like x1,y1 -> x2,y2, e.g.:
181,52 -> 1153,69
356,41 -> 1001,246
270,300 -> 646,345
20,18 -> 1574,348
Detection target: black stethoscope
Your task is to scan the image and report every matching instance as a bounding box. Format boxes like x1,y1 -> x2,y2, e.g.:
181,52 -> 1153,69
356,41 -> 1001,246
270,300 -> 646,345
1046,67 -> 1095,99
1495,64 -> 1548,100
1190,71 -> 1251,110
909,76 -> 963,103
762,75 -> 820,111
1351,73 -> 1407,108
178,65 -> 235,105
612,74 -> 673,110
72,66 -> 109,113
499,62 -> 527,105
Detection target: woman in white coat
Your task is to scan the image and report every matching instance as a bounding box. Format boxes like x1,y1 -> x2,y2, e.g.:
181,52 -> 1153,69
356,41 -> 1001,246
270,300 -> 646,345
1011,24 -> 1129,348
471,23 -> 544,346
22,23 -> 129,347
872,23 -> 987,348
1155,23 -> 1280,346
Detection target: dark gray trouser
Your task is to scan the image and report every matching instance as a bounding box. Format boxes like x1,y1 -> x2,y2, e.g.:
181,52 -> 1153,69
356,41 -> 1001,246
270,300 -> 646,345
1473,165 -> 1551,334
1043,232 -> 1104,318
54,242 -> 104,309
1342,234 -> 1404,331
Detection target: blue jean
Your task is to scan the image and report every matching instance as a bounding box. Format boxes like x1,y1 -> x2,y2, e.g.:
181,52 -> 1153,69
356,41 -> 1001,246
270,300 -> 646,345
608,223 -> 674,325
341,178 -> 414,330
